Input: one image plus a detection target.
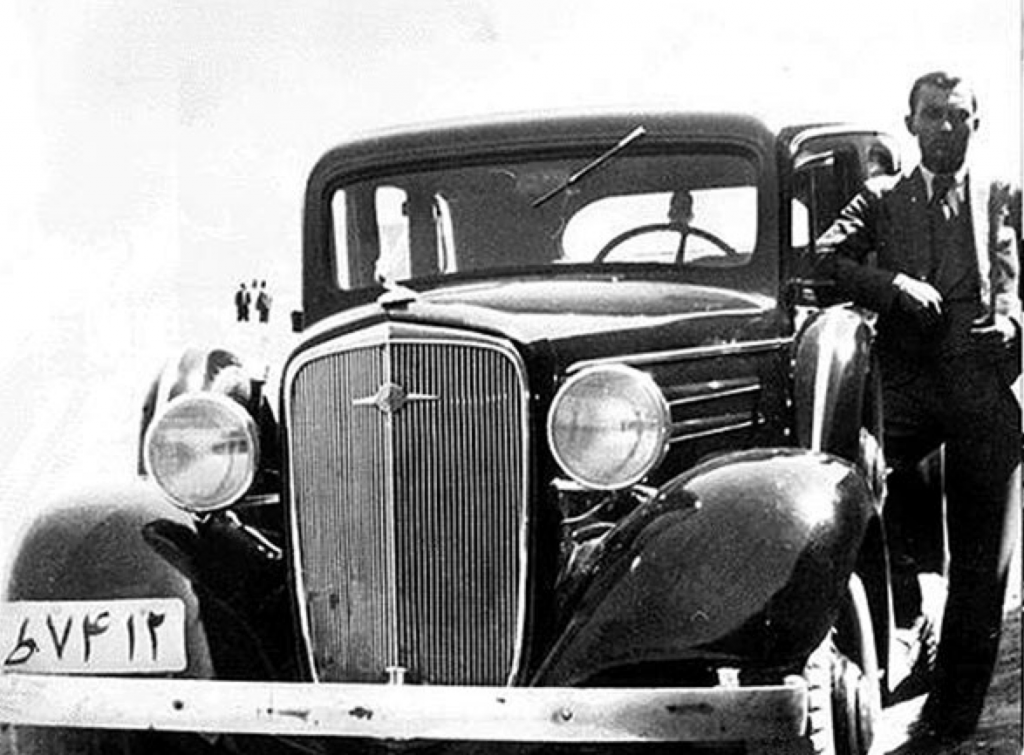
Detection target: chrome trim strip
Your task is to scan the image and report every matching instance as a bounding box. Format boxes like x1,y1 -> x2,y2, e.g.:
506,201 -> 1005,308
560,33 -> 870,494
282,323 -> 531,685
567,337 -> 792,374
669,418 -> 758,445
0,674 -> 808,743
236,493 -> 281,509
667,382 -> 762,409
382,338 -> 400,672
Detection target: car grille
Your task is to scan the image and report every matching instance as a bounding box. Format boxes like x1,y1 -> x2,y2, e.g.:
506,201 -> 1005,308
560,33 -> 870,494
286,328 -> 528,685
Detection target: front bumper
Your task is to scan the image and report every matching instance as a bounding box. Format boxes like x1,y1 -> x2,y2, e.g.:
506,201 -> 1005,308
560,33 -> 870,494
0,674 -> 807,743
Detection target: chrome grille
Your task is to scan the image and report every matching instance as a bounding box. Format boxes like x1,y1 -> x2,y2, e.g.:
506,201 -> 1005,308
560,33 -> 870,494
287,330 -> 527,685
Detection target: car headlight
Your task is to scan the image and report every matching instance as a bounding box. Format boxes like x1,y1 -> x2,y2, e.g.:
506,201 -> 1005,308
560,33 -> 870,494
547,365 -> 670,490
143,393 -> 259,512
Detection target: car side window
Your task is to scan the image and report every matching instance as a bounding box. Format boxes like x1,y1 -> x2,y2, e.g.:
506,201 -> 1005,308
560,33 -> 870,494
331,189 -> 351,288
785,135 -> 899,316
792,149 -> 856,254
332,185 -> 455,289
789,138 -> 897,277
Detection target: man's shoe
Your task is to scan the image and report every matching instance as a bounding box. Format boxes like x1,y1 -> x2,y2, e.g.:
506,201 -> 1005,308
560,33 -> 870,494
889,615 -> 939,704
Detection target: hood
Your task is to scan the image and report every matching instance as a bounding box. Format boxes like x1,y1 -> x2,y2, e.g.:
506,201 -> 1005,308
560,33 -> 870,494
299,277 -> 783,364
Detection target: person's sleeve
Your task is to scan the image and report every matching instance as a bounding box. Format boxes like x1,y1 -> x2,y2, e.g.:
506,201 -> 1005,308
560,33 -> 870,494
989,181 -> 1022,329
813,180 -> 900,315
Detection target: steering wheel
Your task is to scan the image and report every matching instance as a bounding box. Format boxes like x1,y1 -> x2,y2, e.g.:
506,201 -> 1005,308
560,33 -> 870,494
595,222 -> 739,262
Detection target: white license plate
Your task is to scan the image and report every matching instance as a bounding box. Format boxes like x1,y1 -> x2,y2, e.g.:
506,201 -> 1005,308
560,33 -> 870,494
0,598 -> 187,675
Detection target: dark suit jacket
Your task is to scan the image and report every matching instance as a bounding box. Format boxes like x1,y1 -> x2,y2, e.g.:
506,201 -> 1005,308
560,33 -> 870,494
815,167 -> 1021,371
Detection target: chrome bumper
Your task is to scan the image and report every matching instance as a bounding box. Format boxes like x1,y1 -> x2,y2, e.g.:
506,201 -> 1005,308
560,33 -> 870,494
0,674 -> 807,743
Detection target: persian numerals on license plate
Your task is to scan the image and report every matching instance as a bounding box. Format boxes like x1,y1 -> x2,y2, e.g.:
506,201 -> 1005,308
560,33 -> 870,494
0,598 -> 187,675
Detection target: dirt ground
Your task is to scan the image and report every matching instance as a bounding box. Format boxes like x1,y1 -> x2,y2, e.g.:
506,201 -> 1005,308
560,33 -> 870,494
870,603 -> 1022,755
966,605 -> 1022,754
871,534 -> 1022,755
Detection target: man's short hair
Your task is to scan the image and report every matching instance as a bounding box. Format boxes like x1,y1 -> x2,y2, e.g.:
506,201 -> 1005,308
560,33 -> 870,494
908,70 -> 978,114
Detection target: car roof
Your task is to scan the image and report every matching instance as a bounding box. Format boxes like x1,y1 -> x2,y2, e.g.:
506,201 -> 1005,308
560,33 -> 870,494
307,109 -> 784,186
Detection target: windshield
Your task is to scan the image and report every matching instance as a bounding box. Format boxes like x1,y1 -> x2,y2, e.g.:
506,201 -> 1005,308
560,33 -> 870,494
330,149 -> 759,290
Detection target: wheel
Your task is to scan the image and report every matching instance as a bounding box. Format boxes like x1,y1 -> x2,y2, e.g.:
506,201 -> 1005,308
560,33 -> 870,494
803,638 -> 838,755
595,222 -> 739,261
804,575 -> 881,755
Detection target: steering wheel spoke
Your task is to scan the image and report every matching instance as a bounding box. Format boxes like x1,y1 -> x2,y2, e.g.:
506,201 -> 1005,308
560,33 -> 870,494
595,222 -> 738,262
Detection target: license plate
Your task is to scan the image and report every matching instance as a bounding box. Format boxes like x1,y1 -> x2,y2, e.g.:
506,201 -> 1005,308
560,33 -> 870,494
0,599 -> 187,675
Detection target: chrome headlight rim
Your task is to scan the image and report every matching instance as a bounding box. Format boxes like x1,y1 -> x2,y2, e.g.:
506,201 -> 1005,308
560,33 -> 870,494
143,391 -> 260,513
547,363 -> 671,491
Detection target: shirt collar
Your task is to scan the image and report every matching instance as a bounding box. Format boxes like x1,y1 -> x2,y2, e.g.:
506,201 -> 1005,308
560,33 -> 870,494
920,164 -> 967,200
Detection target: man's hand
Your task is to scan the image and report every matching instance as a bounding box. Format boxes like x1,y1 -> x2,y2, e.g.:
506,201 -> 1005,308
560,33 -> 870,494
893,273 -> 944,326
970,313 -> 1020,352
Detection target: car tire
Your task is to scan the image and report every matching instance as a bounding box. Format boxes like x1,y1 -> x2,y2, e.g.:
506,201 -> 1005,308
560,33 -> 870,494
804,574 -> 880,755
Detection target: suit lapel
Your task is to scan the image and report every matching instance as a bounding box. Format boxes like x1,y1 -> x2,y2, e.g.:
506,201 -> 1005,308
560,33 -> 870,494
895,168 -> 933,279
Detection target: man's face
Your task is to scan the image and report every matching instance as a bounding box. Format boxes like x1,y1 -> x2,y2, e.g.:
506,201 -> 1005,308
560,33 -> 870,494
905,82 -> 978,174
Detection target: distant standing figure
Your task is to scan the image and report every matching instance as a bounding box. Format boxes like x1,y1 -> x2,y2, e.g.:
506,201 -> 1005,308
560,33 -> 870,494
256,280 -> 273,323
234,283 -> 251,322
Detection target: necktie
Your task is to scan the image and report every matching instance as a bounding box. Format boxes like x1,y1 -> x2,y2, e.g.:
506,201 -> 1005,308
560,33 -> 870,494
930,174 -> 956,219
927,174 -> 957,281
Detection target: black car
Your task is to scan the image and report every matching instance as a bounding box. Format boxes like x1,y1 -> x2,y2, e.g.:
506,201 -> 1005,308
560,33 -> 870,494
1,111 -> 902,755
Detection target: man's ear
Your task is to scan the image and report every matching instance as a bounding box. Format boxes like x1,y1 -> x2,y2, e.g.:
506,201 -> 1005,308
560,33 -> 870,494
904,113 -> 917,136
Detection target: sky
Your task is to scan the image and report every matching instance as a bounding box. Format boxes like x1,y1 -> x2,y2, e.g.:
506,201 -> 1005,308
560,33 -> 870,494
0,0 -> 1019,560
0,0 -> 1020,356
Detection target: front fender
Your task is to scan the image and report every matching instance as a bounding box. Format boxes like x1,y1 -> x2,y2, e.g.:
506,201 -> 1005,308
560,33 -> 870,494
536,449 -> 876,686
793,305 -> 875,461
1,483 -> 212,679
137,345 -> 280,488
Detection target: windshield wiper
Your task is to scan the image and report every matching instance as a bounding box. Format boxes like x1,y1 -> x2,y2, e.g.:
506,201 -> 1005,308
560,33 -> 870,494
531,125 -> 646,208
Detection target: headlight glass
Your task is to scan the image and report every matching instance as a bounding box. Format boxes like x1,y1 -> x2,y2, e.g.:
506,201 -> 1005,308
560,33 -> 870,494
144,393 -> 259,512
547,365 -> 670,489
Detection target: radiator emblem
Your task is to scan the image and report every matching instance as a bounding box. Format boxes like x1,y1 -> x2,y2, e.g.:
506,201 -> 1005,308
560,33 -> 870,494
353,381 -> 438,415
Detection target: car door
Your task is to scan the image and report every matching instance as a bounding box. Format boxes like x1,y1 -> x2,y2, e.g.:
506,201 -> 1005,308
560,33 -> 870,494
779,126 -> 900,308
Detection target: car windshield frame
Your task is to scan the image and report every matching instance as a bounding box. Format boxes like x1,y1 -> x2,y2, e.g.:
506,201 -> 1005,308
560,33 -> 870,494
325,141 -> 775,294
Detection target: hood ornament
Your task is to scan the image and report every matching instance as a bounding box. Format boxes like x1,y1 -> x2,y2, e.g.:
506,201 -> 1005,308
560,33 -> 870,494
353,381 -> 438,415
376,274 -> 420,309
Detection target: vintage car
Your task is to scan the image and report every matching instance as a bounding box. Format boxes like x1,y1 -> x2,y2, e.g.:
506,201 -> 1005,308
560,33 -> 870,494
1,111 -> 903,754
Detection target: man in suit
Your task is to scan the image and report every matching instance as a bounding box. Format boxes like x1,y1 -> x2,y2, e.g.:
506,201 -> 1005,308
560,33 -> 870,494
234,282 -> 250,322
816,71 -> 1021,742
256,280 -> 273,323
